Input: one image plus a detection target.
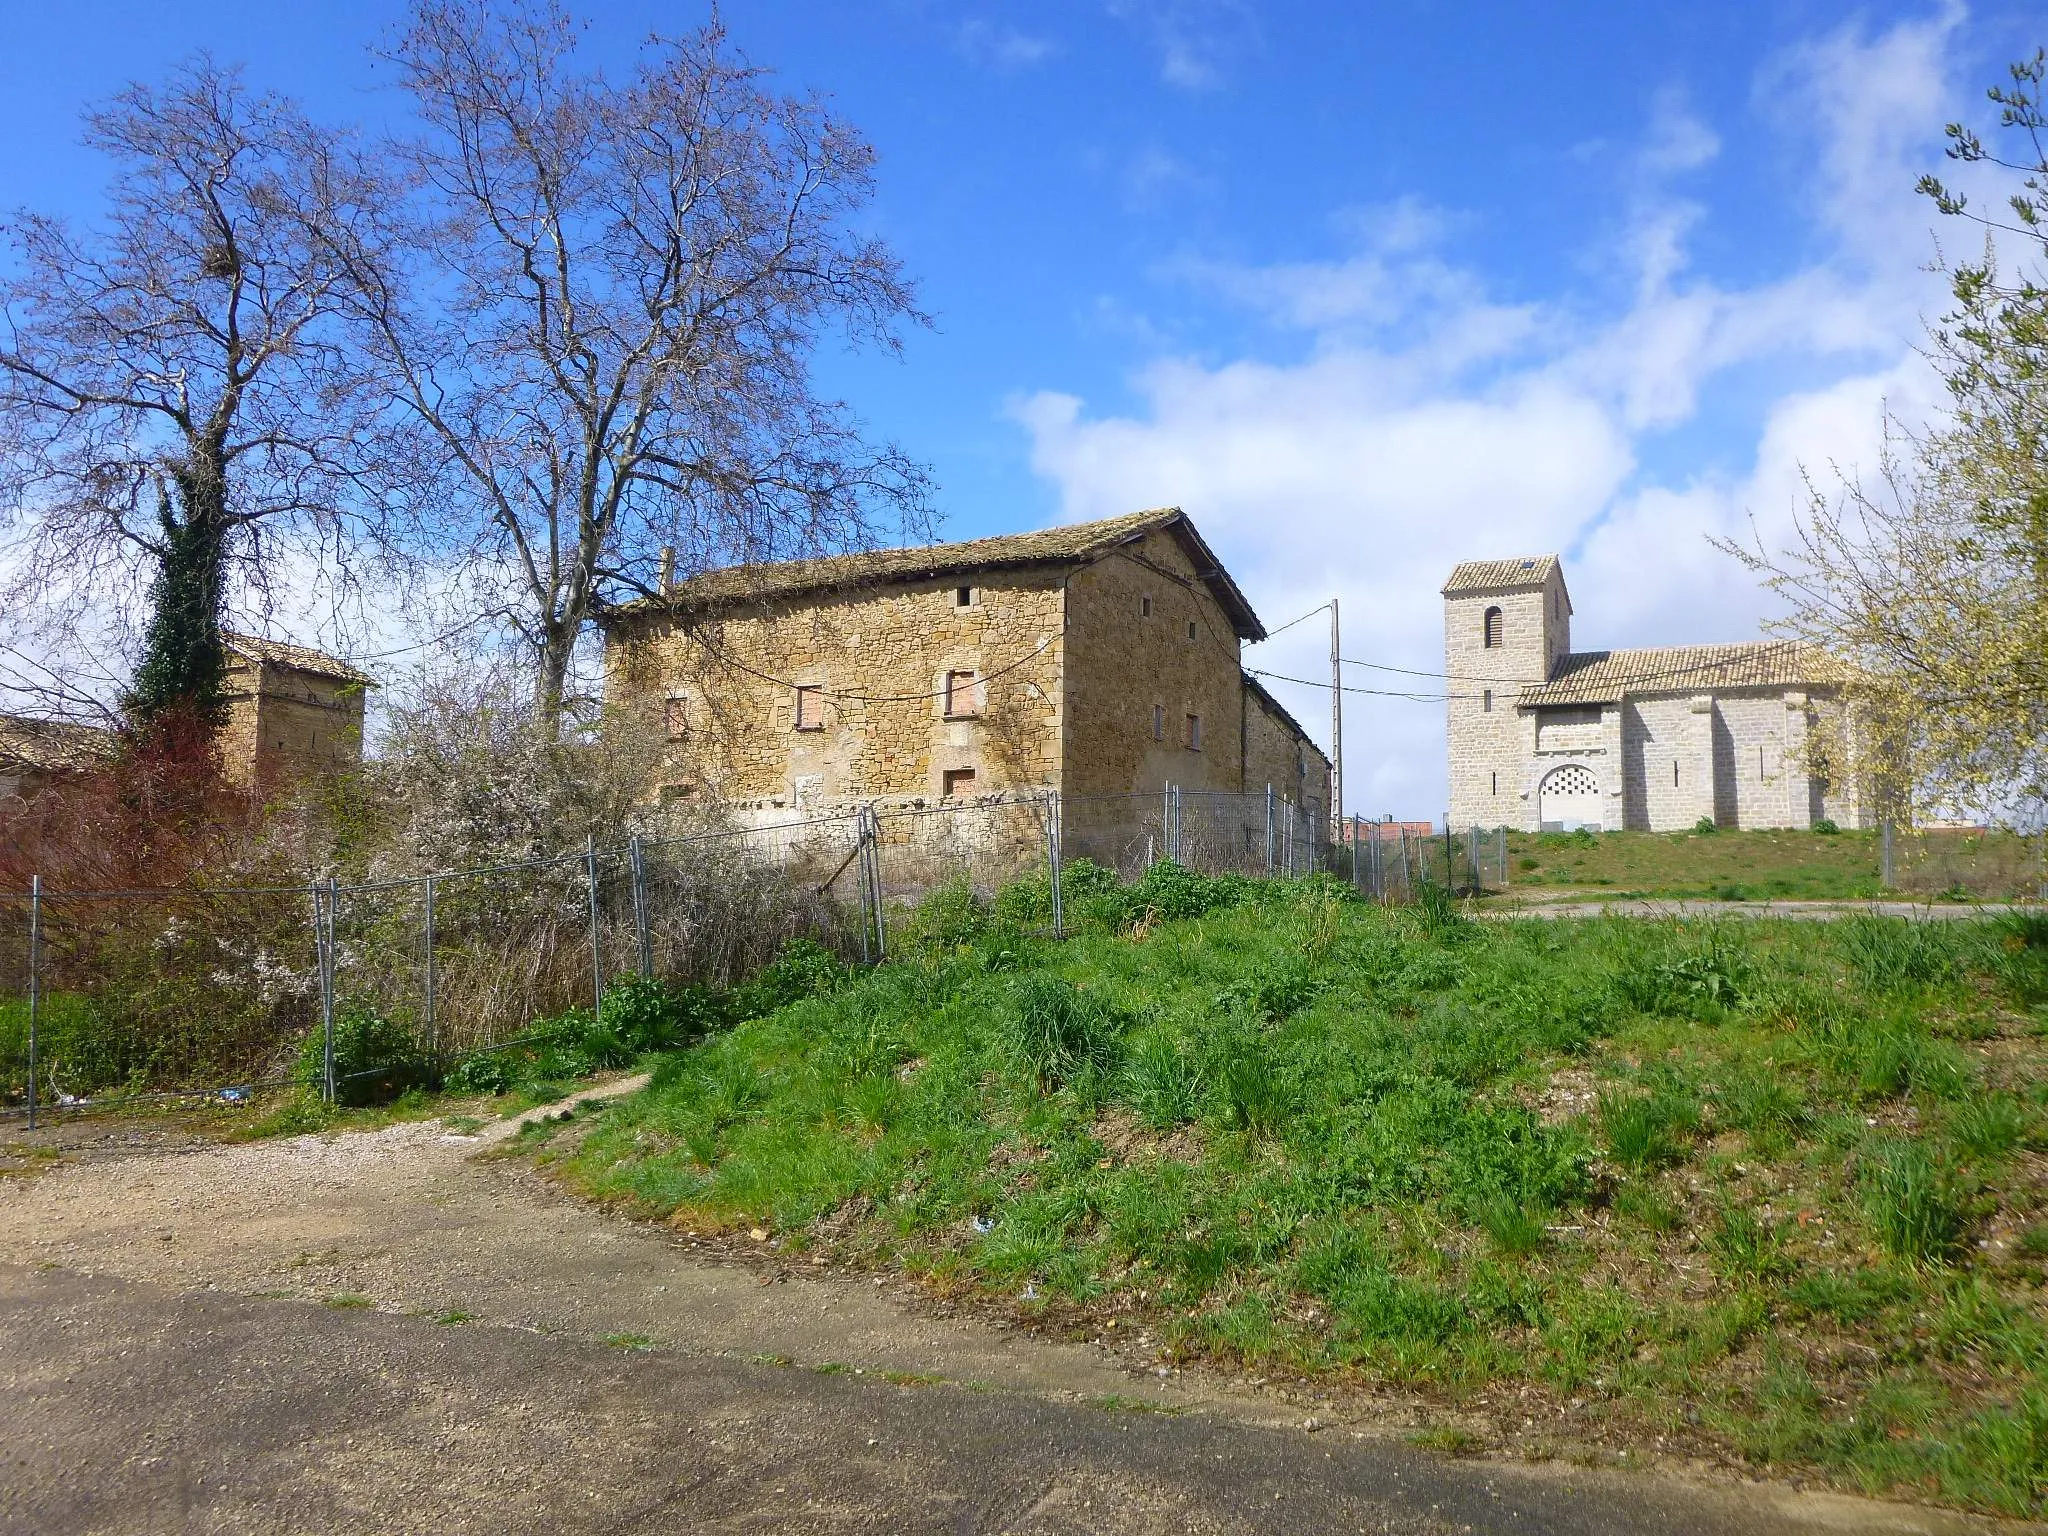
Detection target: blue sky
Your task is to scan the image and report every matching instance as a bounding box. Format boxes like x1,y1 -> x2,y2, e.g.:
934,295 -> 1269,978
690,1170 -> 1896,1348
1,1 -> 2037,814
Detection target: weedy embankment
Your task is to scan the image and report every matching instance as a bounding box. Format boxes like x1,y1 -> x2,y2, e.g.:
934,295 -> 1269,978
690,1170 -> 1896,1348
557,861 -> 2048,1516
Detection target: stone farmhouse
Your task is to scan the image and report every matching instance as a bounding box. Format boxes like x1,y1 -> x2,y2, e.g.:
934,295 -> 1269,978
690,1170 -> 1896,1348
0,633 -> 371,808
599,508 -> 1333,843
1443,556 -> 1864,833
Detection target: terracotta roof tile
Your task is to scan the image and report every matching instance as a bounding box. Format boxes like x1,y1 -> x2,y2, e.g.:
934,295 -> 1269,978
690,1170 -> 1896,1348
1442,556 -> 1560,595
606,507 -> 1268,640
224,633 -> 376,685
1520,642 -> 1846,705
0,713 -> 117,774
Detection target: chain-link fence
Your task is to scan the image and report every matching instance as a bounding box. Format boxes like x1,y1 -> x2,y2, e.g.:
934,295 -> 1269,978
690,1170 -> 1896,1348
2,786 -> 1454,1127
1883,824 -> 2048,901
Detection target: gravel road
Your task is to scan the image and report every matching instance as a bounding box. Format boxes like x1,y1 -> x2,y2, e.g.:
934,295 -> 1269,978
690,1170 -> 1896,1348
0,1082 -> 2023,1535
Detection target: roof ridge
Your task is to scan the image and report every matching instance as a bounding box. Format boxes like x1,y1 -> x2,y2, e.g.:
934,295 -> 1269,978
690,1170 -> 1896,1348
223,631 -> 376,684
607,505 -> 1268,641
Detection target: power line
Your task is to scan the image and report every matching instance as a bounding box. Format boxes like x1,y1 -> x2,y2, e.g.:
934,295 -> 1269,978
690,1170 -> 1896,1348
1256,600 -> 1332,642
1247,667 -> 1479,702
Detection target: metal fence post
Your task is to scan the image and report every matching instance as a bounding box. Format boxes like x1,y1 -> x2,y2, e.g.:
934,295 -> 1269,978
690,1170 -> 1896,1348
1880,819 -> 1895,889
423,874 -> 438,1062
1046,792 -> 1065,940
318,880 -> 337,1104
1283,797 -> 1294,877
1498,826 -> 1508,888
629,835 -> 652,979
25,874 -> 40,1132
869,807 -> 887,962
586,835 -> 603,1015
853,814 -> 874,967
1468,824 -> 1479,892
1265,784 -> 1275,877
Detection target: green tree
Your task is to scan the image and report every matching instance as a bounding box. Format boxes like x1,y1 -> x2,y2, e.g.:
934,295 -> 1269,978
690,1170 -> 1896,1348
1727,52 -> 2048,822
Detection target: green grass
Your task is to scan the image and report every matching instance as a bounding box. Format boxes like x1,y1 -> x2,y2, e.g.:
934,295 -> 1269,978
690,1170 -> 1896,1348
1503,825 -> 2048,903
1504,828 -> 1886,900
561,863 -> 2048,1516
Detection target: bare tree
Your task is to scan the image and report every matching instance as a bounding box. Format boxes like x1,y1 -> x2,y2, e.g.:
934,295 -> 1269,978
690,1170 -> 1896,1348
351,2 -> 932,716
0,59 -> 394,725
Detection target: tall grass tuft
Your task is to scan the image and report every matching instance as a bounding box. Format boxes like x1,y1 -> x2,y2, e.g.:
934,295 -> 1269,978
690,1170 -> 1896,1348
1121,1031 -> 1204,1128
1476,1196 -> 1549,1258
1837,915 -> 1962,993
1595,1083 -> 1701,1169
1861,1139 -> 1967,1266
1002,974 -> 1123,1091
1944,1092 -> 2028,1164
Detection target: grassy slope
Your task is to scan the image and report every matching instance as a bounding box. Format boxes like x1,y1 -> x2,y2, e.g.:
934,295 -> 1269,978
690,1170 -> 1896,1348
564,872 -> 2048,1515
1503,828 -> 1885,901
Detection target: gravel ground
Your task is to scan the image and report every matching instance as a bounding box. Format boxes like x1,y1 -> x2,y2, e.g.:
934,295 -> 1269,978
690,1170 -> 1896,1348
0,1082 -> 2025,1535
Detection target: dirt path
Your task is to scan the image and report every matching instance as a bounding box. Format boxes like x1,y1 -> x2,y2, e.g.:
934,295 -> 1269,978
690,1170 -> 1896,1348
0,1083 -> 2023,1535
1485,897 -> 2015,920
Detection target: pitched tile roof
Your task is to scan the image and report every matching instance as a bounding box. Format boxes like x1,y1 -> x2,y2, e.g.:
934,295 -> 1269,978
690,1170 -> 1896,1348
1519,642 -> 1847,705
605,507 -> 1268,640
224,633 -> 376,686
0,712 -> 117,774
1442,555 -> 1560,595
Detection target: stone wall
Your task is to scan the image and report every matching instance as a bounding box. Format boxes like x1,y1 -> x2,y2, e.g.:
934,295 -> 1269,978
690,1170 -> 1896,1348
219,662 -> 366,794
1060,532 -> 1249,800
605,570 -> 1068,812
1244,684 -> 1332,826
1612,687 -> 1863,831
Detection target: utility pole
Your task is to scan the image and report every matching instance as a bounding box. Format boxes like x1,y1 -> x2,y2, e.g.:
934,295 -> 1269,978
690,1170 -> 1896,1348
1329,597 -> 1343,845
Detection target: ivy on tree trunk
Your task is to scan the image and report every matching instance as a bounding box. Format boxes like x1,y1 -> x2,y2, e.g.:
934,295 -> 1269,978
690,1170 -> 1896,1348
128,479 -> 228,725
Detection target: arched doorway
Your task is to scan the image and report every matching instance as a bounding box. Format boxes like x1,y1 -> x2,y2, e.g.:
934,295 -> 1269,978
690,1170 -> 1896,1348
1538,763 -> 1601,831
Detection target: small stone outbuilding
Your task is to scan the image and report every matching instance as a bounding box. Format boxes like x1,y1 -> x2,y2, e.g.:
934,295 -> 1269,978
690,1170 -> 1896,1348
1,634 -> 372,807
218,634 -> 374,794
600,508 -> 1332,830
1443,556 -> 1864,832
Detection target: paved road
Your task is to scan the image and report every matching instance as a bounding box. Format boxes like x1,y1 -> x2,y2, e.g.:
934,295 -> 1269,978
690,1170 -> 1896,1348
0,1085 -> 2019,1535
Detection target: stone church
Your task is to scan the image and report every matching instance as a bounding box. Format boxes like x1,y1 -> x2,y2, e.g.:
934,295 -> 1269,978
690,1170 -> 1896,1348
1443,556 -> 1865,833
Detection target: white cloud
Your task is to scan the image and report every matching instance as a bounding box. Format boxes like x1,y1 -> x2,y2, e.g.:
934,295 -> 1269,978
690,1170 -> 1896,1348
1017,11 -> 1967,819
1106,0 -> 1256,91
957,19 -> 1057,72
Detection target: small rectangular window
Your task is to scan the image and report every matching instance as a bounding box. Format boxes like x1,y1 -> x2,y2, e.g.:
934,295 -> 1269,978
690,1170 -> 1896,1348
1673,759 -> 1680,787
1186,713 -> 1202,750
1152,704 -> 1164,741
942,767 -> 977,797
794,684 -> 823,731
1492,771 -> 1498,795
1186,620 -> 1198,642
663,697 -> 688,739
1140,594 -> 1152,617
955,585 -> 973,607
944,669 -> 979,718
1483,688 -> 1493,713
